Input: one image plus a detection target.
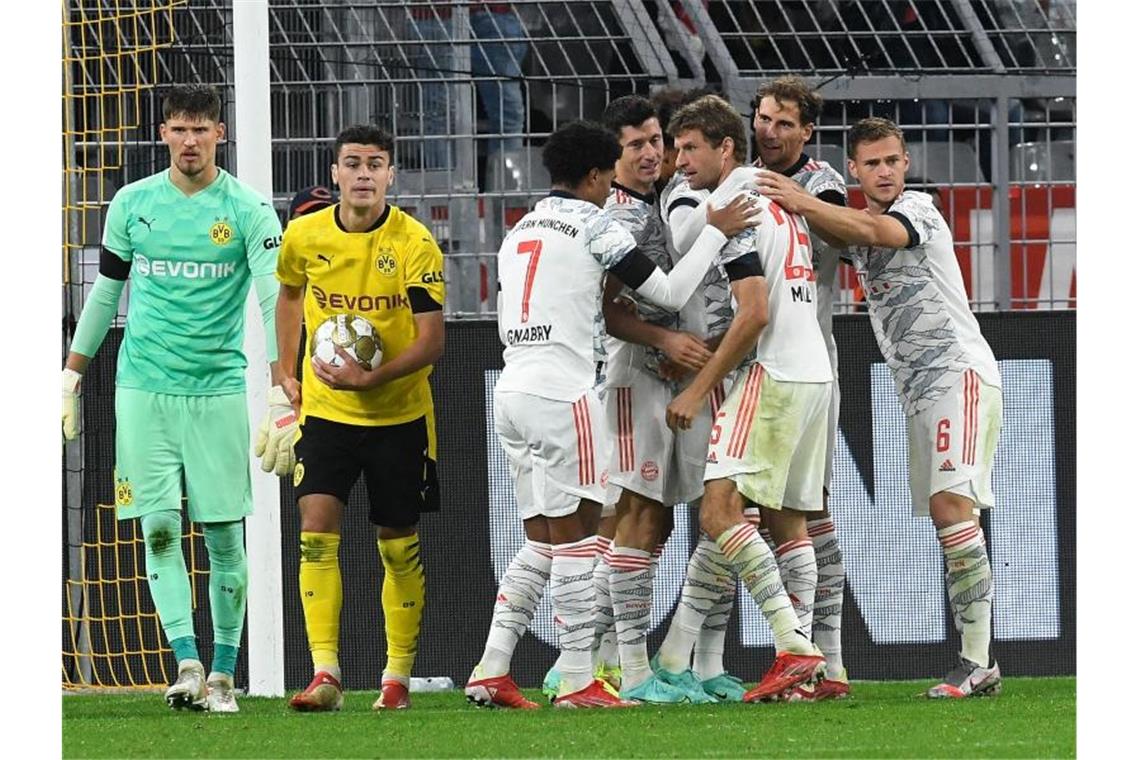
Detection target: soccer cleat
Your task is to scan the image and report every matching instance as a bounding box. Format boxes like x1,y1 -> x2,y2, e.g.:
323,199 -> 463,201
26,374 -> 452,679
289,670 -> 344,712
165,661 -> 208,711
372,679 -> 410,710
619,674 -> 693,704
466,670 -> 540,710
743,650 -> 826,703
205,673 -> 240,713
541,666 -> 561,703
926,658 -> 1002,699
701,672 -> 747,703
553,678 -> 639,708
786,668 -> 850,702
653,668 -> 718,705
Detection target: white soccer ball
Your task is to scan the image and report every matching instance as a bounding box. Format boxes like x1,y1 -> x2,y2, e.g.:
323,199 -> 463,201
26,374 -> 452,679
310,313 -> 383,371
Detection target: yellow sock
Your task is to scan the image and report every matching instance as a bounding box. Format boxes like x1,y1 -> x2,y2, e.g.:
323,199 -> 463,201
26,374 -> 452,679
378,534 -> 425,680
299,532 -> 342,671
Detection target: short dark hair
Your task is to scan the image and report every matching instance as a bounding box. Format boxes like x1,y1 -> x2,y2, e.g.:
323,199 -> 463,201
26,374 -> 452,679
333,124 -> 396,162
162,84 -> 221,122
601,96 -> 658,138
542,121 -> 622,186
848,117 -> 907,159
667,94 -> 748,165
651,88 -> 687,149
752,76 -> 823,126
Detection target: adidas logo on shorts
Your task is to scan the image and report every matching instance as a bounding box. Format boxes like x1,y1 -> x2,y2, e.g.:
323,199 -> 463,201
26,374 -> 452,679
939,459 -> 956,472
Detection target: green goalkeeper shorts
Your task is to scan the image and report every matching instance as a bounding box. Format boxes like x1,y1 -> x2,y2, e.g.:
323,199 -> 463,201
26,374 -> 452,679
113,387 -> 253,523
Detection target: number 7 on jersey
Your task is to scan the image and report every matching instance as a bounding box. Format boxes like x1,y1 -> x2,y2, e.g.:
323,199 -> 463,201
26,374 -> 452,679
517,239 -> 543,323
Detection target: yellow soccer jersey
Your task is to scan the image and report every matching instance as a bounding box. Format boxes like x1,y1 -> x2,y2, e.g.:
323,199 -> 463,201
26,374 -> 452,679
277,203 -> 445,426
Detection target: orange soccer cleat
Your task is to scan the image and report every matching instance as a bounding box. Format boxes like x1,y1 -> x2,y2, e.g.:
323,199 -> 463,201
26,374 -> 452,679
289,671 -> 344,712
553,678 -> 640,709
465,672 -> 540,710
743,651 -> 826,703
372,679 -> 411,710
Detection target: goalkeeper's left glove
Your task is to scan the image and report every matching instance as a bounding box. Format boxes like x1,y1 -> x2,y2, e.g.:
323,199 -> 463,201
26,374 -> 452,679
62,368 -> 82,442
254,385 -> 299,477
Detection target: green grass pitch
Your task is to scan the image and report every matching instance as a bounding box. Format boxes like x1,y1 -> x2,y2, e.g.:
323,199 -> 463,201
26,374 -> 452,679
63,677 -> 1074,758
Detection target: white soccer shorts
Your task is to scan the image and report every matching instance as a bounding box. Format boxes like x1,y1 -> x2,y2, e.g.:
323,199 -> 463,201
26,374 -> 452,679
669,376 -> 732,507
823,379 -> 841,492
907,368 -> 1002,516
494,387 -> 610,520
703,363 -> 831,512
605,369 -> 675,505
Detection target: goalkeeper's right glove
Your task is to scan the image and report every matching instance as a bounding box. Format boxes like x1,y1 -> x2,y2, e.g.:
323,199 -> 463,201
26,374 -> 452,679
62,368 -> 82,442
254,385 -> 299,477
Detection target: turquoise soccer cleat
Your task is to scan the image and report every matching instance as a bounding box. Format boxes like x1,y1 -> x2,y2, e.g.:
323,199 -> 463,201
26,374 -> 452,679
700,672 -> 747,702
619,674 -> 692,704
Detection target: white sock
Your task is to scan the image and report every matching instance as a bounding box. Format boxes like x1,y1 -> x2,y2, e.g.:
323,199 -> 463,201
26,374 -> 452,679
478,540 -> 552,677
658,536 -> 733,674
938,522 -> 993,667
715,523 -> 812,655
694,539 -> 737,680
808,518 -> 846,679
551,537 -> 598,693
775,538 -> 817,635
610,546 -> 655,688
590,538 -> 617,669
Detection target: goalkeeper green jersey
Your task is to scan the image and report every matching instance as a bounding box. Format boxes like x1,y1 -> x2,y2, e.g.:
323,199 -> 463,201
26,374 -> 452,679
102,168 -> 282,395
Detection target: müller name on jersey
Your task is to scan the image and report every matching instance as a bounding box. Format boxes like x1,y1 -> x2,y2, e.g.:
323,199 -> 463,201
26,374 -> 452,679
505,324 -> 553,345
512,217 -> 580,237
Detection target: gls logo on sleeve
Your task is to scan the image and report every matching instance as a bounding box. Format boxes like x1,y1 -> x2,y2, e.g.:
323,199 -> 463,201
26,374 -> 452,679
262,235 -> 282,250
420,271 -> 444,284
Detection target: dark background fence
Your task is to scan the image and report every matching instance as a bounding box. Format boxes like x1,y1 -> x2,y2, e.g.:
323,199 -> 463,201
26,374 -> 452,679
68,311 -> 1074,690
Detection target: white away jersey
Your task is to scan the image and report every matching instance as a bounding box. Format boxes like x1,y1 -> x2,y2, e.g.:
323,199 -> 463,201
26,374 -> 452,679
849,190 -> 1000,415
661,170 -> 734,341
497,193 -> 637,401
710,166 -> 832,383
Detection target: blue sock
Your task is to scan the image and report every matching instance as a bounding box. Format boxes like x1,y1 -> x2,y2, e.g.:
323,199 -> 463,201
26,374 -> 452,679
171,635 -> 199,663
212,644 -> 239,677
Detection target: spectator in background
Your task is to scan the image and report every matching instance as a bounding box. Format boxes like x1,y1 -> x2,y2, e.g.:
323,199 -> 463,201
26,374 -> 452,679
471,3 -> 529,156
408,5 -> 455,170
288,185 -> 334,221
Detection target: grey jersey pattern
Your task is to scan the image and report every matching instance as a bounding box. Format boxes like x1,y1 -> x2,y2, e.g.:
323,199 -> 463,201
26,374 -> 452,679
849,190 -> 995,415
605,184 -> 676,329
791,157 -> 847,377
660,170 -> 734,339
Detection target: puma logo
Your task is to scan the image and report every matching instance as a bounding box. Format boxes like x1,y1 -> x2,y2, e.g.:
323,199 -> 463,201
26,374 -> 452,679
138,216 -> 155,231
317,254 -> 333,265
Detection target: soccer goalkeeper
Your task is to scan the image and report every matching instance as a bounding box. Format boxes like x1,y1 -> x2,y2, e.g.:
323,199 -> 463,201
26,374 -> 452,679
62,84 -> 287,713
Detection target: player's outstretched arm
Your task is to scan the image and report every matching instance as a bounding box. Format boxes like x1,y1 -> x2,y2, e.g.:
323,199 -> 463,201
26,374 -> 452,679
254,283 -> 303,477
63,250 -> 131,442
757,170 -> 909,248
600,275 -> 711,372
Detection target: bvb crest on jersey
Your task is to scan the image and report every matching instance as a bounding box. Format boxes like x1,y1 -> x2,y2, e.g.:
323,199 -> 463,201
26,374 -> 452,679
375,248 -> 398,277
114,476 -> 133,507
209,219 -> 234,246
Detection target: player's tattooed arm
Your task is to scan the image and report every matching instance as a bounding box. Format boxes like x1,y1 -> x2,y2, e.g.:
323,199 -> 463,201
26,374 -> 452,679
601,275 -> 711,372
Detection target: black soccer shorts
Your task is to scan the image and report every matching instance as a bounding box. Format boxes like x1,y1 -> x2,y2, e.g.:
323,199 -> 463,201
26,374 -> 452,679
293,415 -> 440,528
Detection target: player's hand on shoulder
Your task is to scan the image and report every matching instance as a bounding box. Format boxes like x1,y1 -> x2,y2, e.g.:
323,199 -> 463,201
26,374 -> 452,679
254,385 -> 299,477
756,170 -> 811,213
707,193 -> 760,237
311,346 -> 385,391
661,331 -> 713,372
62,368 -> 82,443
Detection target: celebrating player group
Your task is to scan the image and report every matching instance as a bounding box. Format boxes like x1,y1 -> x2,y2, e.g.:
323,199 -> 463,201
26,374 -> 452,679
63,76 -> 1003,712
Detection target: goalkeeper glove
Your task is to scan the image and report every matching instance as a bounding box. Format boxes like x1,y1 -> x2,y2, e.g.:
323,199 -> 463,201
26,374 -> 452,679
254,385 -> 299,477
62,368 -> 82,442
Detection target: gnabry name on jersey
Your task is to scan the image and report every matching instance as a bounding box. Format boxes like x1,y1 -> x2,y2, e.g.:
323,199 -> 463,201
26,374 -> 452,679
311,284 -> 408,312
505,324 -> 552,345
133,254 -> 236,279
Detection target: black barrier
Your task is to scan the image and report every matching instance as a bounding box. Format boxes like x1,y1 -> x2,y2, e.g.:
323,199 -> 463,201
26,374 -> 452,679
278,311 -> 1074,689
65,312 -> 1075,690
